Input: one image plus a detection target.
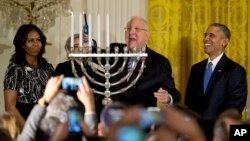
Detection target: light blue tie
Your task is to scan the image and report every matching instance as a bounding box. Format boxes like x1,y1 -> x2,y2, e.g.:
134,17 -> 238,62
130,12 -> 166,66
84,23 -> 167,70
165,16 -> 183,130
203,62 -> 213,93
128,58 -> 133,70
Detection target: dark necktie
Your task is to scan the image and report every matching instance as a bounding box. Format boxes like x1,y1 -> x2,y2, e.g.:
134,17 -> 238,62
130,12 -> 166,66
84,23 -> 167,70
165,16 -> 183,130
203,62 -> 213,93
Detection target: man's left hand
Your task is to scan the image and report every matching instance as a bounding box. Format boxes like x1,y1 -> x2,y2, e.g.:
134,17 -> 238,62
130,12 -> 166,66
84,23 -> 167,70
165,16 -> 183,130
154,87 -> 171,104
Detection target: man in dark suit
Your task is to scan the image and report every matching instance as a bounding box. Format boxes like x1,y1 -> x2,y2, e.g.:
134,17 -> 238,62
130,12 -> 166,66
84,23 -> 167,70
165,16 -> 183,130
111,16 -> 180,107
185,23 -> 247,119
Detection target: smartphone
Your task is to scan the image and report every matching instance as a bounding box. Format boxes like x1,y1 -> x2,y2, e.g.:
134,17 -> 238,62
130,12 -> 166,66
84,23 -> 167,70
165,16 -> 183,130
61,77 -> 82,92
139,107 -> 164,129
117,125 -> 146,141
68,107 -> 84,134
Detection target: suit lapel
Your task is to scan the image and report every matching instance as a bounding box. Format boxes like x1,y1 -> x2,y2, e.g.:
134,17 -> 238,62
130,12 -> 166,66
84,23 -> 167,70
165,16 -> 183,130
127,47 -> 149,88
200,60 -> 208,96
127,59 -> 142,83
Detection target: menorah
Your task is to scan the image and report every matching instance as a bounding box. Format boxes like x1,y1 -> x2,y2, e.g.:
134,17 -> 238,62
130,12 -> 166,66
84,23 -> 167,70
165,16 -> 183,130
68,12 -> 147,105
69,47 -> 147,105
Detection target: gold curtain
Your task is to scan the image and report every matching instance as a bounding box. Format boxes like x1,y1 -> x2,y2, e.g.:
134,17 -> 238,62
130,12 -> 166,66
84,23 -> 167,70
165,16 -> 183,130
148,0 -> 249,111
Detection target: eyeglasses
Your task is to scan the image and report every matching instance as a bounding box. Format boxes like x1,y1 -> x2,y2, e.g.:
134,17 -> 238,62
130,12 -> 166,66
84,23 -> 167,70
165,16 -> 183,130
124,27 -> 148,32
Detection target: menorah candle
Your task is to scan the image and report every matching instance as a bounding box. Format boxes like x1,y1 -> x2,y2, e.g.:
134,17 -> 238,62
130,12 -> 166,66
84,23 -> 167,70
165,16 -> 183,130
79,12 -> 83,48
97,14 -> 100,47
88,14 -> 92,48
106,14 -> 109,48
70,11 -> 74,49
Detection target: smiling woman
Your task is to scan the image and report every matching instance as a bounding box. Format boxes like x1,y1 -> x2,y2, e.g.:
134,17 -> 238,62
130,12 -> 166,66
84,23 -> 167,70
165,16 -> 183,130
3,24 -> 54,128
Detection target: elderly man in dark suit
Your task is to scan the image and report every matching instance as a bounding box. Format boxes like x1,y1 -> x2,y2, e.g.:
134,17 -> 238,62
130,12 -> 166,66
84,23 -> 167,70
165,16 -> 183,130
111,16 -> 180,107
185,23 -> 247,119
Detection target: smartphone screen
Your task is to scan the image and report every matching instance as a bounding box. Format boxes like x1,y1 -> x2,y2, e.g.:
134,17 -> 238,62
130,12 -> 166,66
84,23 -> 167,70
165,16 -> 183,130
117,125 -> 146,141
68,107 -> 83,134
139,108 -> 164,129
61,77 -> 82,92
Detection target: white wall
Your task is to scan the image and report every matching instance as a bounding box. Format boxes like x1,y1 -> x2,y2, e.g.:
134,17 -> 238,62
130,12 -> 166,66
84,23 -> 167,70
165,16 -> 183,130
0,0 -> 147,112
